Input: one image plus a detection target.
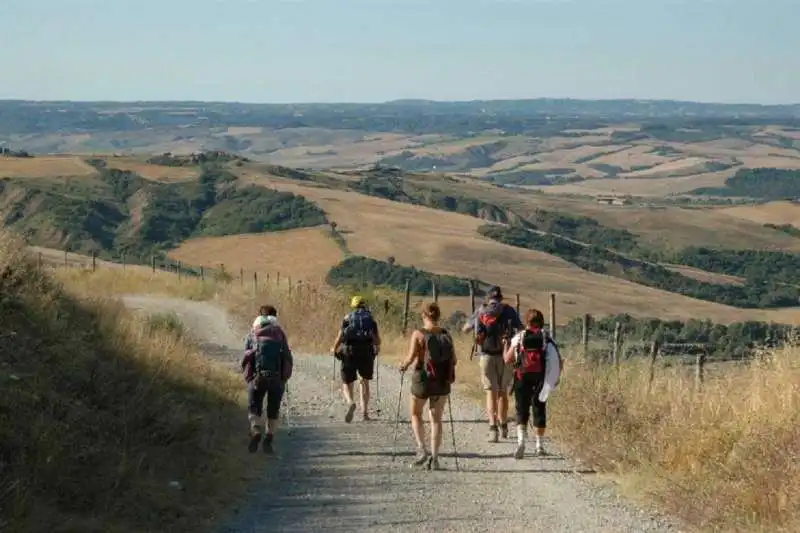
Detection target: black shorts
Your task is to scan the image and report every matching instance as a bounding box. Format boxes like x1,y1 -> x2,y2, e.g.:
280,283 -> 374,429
513,373 -> 546,428
248,379 -> 285,420
340,345 -> 375,384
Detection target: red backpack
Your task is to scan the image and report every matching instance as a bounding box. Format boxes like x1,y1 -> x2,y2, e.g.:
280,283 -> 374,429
514,327 -> 548,379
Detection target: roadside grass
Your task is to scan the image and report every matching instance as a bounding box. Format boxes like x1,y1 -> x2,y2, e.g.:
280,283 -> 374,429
549,348 -> 800,533
42,263 -> 800,532
0,234 -> 254,533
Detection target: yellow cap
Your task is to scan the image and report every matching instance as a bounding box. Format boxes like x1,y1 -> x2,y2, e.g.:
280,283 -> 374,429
350,295 -> 364,308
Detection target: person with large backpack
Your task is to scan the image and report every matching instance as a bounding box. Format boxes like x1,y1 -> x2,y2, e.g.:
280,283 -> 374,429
331,295 -> 381,423
503,308 -> 561,459
462,285 -> 523,443
398,301 -> 458,470
241,305 -> 294,454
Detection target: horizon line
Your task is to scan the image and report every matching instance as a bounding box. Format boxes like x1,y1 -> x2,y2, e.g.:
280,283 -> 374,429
2,96 -> 799,108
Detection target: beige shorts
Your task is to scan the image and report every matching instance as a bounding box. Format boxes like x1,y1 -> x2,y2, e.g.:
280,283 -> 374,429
479,354 -> 514,392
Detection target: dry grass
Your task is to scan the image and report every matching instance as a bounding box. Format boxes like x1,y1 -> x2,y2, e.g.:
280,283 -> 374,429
718,201 -> 800,227
101,158 -> 200,181
534,169 -> 737,196
47,261 -> 800,532
0,156 -> 96,178
0,232 -> 255,533
550,345 -> 800,532
662,263 -> 746,286
168,227 -> 345,286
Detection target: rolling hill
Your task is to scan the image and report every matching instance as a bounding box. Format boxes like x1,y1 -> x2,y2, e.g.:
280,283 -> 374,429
4,150 -> 800,330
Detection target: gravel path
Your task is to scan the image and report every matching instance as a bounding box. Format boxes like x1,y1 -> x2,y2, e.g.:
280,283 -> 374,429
122,296 -> 688,533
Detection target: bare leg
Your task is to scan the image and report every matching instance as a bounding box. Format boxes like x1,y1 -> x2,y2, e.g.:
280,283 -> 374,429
498,391 -> 509,425
359,378 -> 370,417
410,397 -> 429,465
342,382 -> 356,423
429,399 -> 445,459
342,382 -> 355,404
485,391 -> 498,425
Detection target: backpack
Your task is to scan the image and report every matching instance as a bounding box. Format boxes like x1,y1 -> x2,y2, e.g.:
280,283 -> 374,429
253,326 -> 287,382
421,328 -> 456,384
514,327 -> 552,379
475,301 -> 510,355
343,308 -> 375,346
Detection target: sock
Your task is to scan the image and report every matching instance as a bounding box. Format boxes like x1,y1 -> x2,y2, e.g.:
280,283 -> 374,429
535,434 -> 543,448
516,425 -> 527,444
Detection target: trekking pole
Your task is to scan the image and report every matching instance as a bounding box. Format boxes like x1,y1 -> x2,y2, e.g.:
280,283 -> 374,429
447,394 -> 460,472
282,382 -> 291,428
391,371 -> 405,462
375,354 -> 381,415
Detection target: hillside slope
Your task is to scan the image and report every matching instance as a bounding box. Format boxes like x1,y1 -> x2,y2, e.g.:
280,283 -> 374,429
0,232 -> 250,532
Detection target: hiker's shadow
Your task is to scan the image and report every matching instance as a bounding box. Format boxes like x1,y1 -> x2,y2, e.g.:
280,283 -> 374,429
311,450 -> 569,461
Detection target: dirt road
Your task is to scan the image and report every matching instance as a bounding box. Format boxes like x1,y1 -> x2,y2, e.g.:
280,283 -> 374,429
122,296 -> 687,533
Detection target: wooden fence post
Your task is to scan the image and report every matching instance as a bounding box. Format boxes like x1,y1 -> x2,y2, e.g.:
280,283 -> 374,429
582,314 -> 590,358
64,249 -> 68,268
239,267 -> 244,287
612,322 -> 622,368
468,281 -> 475,315
384,299 -> 390,314
177,260 -> 182,280
200,265 -> 205,281
253,272 -> 258,295
91,250 -> 97,273
151,255 -> 156,273
276,272 -> 281,286
515,293 -> 521,315
266,272 -> 270,285
402,280 -> 411,335
431,278 -> 439,303
647,339 -> 660,392
695,352 -> 706,391
548,293 -> 556,340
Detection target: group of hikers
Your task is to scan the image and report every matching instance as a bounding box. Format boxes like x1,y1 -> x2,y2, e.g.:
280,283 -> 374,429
239,285 -> 562,469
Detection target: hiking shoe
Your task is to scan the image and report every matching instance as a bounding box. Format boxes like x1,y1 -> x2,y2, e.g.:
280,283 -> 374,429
514,441 -> 526,460
345,403 -> 356,423
500,423 -> 509,439
427,457 -> 443,471
362,412 -> 371,421
410,449 -> 430,467
535,443 -> 547,457
488,426 -> 499,443
263,433 -> 274,454
248,432 -> 262,453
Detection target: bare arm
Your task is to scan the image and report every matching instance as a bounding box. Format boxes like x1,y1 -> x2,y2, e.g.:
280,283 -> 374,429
331,329 -> 343,354
399,331 -> 421,371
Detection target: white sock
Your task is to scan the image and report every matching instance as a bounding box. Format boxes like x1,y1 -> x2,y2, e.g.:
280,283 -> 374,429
535,435 -> 543,448
516,425 -> 526,444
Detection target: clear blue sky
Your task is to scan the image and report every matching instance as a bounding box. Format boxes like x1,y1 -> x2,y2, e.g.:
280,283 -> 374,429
2,0 -> 797,105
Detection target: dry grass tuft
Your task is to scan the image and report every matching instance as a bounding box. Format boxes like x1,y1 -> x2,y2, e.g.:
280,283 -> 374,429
550,348 -> 800,532
0,233 -> 253,533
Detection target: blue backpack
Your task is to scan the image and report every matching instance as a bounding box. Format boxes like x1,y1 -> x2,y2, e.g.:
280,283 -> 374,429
343,308 -> 376,346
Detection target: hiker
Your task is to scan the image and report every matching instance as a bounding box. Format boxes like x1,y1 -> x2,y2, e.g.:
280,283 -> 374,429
241,305 -> 294,454
462,285 -> 523,443
399,301 -> 457,470
331,295 -> 381,422
503,308 -> 561,458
